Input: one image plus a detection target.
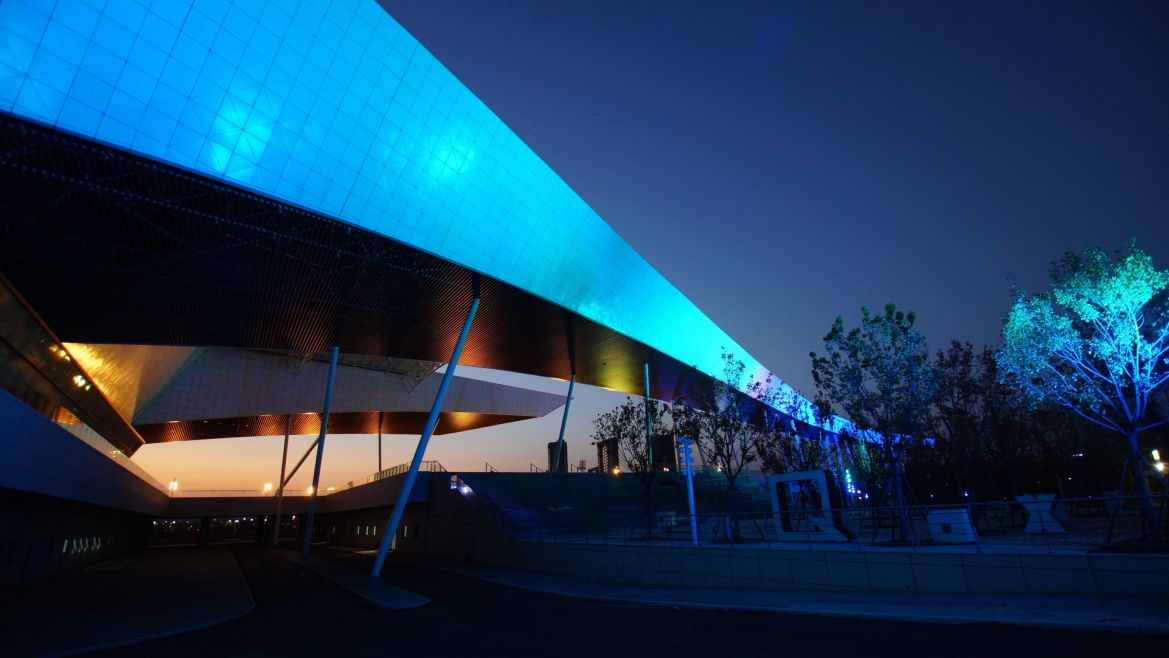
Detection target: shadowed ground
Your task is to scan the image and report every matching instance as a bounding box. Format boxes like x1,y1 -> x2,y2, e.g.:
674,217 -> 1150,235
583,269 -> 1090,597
87,546 -> 1159,658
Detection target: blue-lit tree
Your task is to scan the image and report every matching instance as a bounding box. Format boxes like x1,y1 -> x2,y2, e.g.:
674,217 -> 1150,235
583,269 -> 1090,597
681,351 -> 764,540
754,387 -> 829,475
811,304 -> 935,542
997,242 -> 1168,541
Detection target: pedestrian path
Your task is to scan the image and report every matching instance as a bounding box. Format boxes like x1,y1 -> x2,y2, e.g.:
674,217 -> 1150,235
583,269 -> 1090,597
1,547 -> 254,657
388,552 -> 1169,634
271,546 -> 429,609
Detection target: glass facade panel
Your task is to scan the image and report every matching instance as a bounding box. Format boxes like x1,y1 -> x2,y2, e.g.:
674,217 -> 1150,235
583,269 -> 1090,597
0,0 -> 811,415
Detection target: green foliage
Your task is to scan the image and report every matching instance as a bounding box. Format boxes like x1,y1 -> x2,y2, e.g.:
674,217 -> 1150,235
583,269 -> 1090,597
811,303 -> 934,522
998,241 -> 1168,542
811,303 -> 936,443
996,242 -> 1169,436
754,387 -> 828,475
682,350 -> 762,488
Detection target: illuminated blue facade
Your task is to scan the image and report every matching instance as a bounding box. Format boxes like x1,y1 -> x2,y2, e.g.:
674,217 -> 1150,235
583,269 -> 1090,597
0,0 -> 819,421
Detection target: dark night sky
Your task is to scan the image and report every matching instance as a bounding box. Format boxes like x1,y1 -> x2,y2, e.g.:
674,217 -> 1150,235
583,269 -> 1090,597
381,0 -> 1169,397
137,1 -> 1169,483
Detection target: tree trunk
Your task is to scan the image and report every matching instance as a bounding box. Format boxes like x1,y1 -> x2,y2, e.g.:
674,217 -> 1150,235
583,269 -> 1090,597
726,481 -> 739,541
1127,432 -> 1162,543
890,446 -> 914,544
643,474 -> 655,540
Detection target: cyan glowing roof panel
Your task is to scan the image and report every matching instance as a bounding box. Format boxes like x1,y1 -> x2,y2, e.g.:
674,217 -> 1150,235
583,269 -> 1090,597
0,0 -> 811,414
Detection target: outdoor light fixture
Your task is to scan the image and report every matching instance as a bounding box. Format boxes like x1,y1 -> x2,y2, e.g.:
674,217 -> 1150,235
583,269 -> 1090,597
262,482 -> 272,493
305,486 -> 313,495
611,466 -> 620,475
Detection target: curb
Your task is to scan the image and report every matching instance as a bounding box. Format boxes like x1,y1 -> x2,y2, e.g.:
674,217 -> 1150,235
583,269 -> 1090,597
397,556 -> 1169,635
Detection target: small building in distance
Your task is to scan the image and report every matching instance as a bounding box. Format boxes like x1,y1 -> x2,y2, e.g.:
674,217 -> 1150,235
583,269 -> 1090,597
546,441 -> 569,473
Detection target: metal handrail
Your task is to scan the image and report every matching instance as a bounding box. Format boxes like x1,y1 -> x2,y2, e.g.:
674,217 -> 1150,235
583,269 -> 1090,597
168,488 -> 328,497
346,460 -> 447,489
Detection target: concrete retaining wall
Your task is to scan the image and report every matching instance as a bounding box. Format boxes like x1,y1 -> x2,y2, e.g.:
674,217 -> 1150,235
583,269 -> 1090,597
461,541 -> 1169,596
404,481 -> 1169,596
0,389 -> 169,516
0,389 -> 170,583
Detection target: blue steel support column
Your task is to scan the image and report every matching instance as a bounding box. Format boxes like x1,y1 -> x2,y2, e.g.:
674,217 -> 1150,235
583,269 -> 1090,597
370,278 -> 481,579
301,346 -> 340,559
550,373 -> 575,473
644,362 -> 653,467
272,414 -> 292,547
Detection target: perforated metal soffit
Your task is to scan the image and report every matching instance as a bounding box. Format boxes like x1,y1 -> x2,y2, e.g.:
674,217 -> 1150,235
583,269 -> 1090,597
0,117 -> 717,404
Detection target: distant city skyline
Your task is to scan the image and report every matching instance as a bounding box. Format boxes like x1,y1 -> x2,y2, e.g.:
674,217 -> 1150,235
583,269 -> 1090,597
134,0 -> 1169,488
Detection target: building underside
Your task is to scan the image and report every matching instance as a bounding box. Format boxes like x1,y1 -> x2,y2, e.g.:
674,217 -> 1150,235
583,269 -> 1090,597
0,0 -> 831,428
0,115 -> 781,446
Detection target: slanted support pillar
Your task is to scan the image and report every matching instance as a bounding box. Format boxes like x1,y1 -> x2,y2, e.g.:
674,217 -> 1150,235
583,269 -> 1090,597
377,411 -> 383,473
301,345 -> 340,559
644,361 -> 653,468
272,414 -> 292,546
551,373 -> 575,473
370,275 -> 481,579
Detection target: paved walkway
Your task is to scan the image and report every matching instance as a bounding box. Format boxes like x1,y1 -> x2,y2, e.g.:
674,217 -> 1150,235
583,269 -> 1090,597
270,546 -> 429,609
380,551 -> 1169,634
1,547 -> 254,657
107,547 -> 1161,658
5,543 -> 1165,657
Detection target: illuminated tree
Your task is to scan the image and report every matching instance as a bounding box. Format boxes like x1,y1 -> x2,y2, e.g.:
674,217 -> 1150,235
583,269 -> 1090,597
811,304 -> 935,541
680,351 -> 763,539
754,387 -> 828,475
997,242 -> 1169,541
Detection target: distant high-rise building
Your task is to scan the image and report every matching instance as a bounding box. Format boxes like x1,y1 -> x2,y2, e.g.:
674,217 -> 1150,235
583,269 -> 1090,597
595,438 -> 620,474
594,433 -> 676,474
652,433 -> 677,472
546,441 -> 569,472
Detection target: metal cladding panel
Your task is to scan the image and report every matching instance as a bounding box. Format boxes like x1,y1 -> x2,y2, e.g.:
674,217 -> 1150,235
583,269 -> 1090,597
127,347 -> 564,424
59,344 -> 199,421
0,119 -> 714,409
135,411 -> 534,443
0,0 -> 807,411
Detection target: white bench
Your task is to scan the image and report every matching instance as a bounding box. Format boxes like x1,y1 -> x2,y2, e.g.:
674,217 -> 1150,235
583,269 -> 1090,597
1016,493 -> 1066,534
926,508 -> 978,543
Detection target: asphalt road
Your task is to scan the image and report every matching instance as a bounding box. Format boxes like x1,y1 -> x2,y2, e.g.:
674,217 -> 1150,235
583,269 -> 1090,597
94,546 -> 1160,658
